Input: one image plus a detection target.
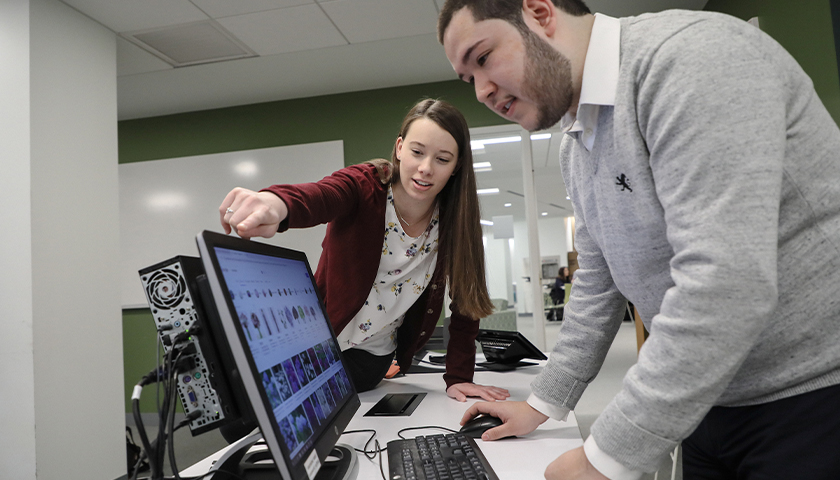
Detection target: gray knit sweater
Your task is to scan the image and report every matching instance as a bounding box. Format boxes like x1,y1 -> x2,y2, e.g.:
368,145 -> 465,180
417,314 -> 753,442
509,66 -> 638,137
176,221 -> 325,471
532,10 -> 840,472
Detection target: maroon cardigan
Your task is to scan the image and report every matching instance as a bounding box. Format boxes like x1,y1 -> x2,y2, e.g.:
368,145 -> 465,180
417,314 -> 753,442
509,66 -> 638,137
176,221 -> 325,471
262,164 -> 479,389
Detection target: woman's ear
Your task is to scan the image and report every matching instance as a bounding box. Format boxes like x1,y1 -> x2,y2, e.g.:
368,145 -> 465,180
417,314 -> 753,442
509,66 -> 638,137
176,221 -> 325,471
395,136 -> 404,161
522,0 -> 557,37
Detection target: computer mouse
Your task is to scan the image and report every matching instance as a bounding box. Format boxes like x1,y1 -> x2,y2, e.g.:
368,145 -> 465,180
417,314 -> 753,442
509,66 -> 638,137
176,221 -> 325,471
459,414 -> 505,439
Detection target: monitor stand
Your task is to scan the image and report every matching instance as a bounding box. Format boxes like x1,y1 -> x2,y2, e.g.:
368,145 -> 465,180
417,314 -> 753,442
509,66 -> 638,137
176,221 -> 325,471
475,360 -> 537,371
205,432 -> 358,480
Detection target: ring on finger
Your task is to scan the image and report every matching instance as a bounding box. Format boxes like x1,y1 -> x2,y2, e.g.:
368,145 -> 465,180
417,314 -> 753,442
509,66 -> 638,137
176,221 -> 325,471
225,207 -> 235,214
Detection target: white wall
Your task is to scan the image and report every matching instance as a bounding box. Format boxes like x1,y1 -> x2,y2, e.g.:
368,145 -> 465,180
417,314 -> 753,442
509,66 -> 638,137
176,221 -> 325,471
0,2 -> 37,478
538,216 -> 570,265
483,216 -> 571,313
483,232 -> 511,303
0,0 -> 125,478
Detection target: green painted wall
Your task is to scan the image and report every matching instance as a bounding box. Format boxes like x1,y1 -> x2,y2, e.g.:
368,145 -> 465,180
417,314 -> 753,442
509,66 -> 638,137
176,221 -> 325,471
119,79 -> 508,166
120,79 -> 510,412
123,308 -> 167,413
704,0 -> 840,124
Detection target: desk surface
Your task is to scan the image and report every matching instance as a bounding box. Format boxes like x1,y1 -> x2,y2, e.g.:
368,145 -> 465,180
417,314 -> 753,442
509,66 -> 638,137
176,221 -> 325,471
181,358 -> 583,480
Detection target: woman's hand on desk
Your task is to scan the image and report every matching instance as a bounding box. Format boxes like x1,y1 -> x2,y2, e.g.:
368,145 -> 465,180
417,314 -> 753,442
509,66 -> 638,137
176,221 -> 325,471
460,400 -> 548,441
220,188 -> 288,239
446,382 -> 510,402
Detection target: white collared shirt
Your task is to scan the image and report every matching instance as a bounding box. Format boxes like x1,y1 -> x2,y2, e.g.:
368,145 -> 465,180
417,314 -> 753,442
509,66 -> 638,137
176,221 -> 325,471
560,13 -> 621,152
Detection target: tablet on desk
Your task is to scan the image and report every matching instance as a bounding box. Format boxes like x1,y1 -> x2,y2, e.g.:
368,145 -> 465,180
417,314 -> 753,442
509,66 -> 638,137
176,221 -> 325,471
364,392 -> 426,416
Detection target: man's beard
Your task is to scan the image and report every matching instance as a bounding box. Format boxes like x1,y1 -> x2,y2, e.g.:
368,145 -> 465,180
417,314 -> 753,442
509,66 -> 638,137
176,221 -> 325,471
521,29 -> 574,131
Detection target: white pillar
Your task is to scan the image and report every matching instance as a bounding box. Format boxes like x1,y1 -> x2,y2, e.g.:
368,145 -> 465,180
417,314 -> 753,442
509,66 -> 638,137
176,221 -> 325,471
520,130 -> 547,351
1,0 -> 125,478
1,2 -> 37,477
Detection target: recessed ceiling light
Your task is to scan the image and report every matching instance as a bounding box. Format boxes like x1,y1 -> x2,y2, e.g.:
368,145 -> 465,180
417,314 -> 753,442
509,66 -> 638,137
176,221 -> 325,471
473,162 -> 492,172
470,133 -> 552,150
541,212 -> 548,216
504,203 -> 512,207
477,188 -> 500,195
480,219 -> 494,226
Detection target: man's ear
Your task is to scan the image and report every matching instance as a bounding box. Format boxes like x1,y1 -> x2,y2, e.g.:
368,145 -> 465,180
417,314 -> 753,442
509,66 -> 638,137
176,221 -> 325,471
522,0 -> 557,37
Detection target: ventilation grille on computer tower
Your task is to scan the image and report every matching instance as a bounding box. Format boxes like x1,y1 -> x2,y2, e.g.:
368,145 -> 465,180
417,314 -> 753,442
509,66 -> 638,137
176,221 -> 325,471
144,268 -> 187,310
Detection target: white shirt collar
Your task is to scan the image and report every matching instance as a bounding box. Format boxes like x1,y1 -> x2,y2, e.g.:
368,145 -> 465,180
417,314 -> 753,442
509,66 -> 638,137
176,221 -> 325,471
560,13 -> 621,151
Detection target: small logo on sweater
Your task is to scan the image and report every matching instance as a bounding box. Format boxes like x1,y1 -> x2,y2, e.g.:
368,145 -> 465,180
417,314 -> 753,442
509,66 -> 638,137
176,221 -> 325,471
616,174 -> 633,192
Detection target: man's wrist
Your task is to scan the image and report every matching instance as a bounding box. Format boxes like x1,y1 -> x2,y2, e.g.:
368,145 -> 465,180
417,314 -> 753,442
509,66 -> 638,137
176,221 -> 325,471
583,435 -> 643,480
526,393 -> 569,421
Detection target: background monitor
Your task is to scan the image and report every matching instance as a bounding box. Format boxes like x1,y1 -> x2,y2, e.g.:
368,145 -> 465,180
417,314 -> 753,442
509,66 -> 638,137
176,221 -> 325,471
197,230 -> 360,480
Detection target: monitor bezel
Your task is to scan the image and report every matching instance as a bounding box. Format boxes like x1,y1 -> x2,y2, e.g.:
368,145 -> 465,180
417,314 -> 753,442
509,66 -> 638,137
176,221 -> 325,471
196,230 -> 360,480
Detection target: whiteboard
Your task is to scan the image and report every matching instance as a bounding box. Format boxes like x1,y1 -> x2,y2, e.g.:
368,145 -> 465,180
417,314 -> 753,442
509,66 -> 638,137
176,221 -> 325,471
119,141 -> 344,308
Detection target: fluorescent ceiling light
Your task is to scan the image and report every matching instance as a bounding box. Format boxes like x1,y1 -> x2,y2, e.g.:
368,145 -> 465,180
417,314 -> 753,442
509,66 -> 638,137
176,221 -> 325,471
480,219 -> 494,226
477,188 -> 500,195
473,162 -> 492,172
504,203 -> 512,207
471,133 -> 552,150
480,135 -> 521,146
541,212 -> 548,216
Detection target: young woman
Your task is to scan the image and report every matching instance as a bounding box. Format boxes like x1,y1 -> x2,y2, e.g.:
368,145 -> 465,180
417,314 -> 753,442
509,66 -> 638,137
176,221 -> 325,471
219,99 -> 510,402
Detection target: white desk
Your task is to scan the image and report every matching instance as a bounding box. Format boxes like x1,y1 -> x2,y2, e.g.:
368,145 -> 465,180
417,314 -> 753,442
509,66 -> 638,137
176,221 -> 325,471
181,358 -> 583,480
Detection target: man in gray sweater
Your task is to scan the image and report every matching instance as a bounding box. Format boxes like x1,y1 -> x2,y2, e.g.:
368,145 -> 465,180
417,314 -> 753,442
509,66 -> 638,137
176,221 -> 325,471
439,0 -> 840,479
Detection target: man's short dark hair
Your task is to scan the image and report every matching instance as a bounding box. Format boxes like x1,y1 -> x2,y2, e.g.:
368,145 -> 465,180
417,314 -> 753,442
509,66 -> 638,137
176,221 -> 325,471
437,0 -> 591,43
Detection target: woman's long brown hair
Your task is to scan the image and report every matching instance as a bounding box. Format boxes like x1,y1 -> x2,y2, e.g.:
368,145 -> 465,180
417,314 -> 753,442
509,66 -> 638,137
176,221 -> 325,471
368,99 -> 494,319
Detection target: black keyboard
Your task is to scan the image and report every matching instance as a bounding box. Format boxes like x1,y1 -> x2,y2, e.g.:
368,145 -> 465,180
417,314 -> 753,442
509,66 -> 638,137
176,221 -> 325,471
387,433 -> 499,480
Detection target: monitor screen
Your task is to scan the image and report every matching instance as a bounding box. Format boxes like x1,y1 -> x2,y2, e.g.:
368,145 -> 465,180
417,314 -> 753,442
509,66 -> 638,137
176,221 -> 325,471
197,230 -> 360,480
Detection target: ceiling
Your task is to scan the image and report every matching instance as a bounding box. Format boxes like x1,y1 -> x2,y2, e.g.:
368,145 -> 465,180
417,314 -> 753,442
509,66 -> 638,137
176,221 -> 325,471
59,0 -> 708,224
60,0 -> 709,121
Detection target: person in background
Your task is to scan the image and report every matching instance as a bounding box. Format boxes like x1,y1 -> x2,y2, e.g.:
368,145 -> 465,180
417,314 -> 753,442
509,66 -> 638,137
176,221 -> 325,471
219,98 -> 511,403
548,267 -> 568,307
438,0 -> 840,479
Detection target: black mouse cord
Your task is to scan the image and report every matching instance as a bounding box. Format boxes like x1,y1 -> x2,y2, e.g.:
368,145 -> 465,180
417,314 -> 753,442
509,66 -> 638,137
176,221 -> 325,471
396,425 -> 459,440
341,429 -> 387,480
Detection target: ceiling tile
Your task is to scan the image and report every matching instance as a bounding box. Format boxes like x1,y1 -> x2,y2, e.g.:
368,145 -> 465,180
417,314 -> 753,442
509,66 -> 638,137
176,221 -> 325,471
116,37 -> 171,76
217,4 -> 347,55
190,0 -> 314,19
319,0 -> 438,44
60,0 -> 208,32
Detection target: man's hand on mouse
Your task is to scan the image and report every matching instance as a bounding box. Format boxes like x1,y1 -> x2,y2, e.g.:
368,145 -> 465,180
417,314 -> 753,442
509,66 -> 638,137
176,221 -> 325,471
460,400 -> 548,441
446,382 -> 510,402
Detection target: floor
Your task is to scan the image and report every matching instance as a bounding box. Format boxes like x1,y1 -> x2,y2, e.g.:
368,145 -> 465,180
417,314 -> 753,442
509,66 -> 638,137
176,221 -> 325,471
126,317 -> 682,479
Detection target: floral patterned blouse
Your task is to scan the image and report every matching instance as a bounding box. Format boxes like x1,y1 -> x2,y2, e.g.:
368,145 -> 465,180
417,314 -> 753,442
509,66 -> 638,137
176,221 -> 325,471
336,186 -> 440,355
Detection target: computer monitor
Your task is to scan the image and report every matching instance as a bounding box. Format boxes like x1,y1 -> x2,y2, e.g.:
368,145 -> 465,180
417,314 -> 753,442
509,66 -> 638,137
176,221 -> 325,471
196,230 -> 360,480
